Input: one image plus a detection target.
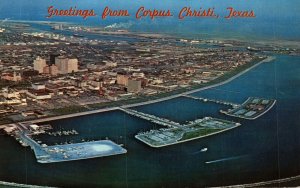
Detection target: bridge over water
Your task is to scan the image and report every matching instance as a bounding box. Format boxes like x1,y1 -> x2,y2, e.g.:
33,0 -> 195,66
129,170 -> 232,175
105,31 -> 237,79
119,108 -> 181,128
182,95 -> 240,108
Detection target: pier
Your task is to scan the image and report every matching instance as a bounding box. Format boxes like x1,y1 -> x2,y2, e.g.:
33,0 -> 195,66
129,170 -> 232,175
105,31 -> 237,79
182,95 -> 240,108
14,123 -> 50,158
7,123 -> 127,163
47,129 -> 78,136
135,117 -> 240,148
119,108 -> 181,128
119,104 -> 242,148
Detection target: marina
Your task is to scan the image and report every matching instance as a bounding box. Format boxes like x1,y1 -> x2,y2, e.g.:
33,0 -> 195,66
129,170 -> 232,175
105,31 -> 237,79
0,54 -> 298,187
0,96 -> 277,162
120,96 -> 275,147
1,123 -> 127,163
47,129 -> 78,136
36,140 -> 127,163
0,0 -> 298,185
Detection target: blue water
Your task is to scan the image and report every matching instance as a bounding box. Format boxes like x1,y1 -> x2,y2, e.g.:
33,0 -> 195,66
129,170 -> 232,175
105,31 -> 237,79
0,54 -> 300,187
27,22 -> 144,43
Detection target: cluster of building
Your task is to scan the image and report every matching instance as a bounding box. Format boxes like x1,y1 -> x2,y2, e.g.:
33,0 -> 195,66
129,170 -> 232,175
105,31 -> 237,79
0,22 -> 263,123
33,56 -> 78,75
0,88 -> 27,105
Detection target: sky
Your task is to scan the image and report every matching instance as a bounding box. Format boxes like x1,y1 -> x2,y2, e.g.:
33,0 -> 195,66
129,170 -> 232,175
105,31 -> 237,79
0,0 -> 299,40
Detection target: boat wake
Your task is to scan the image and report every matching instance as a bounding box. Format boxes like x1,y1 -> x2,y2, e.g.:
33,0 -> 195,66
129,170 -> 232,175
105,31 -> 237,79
191,148 -> 208,155
205,155 -> 248,164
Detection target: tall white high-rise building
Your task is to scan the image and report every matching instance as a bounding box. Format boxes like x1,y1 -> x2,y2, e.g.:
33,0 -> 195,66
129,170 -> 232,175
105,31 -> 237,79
55,56 -> 78,74
33,56 -> 47,74
66,58 -> 78,73
55,56 -> 67,72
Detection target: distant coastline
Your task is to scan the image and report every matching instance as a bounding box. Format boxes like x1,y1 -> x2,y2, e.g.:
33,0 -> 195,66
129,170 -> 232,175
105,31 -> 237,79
0,181 -> 54,188
2,19 -> 300,49
2,174 -> 300,188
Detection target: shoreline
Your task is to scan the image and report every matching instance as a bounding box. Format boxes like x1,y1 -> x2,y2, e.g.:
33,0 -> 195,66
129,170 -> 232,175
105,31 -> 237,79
212,174 -> 300,188
2,173 -> 300,188
18,56 -> 275,125
3,20 -> 300,49
0,181 -> 55,188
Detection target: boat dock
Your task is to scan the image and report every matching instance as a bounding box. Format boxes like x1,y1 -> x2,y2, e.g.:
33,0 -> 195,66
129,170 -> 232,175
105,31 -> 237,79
8,123 -> 127,163
47,129 -> 78,136
37,140 -> 127,163
182,95 -> 240,108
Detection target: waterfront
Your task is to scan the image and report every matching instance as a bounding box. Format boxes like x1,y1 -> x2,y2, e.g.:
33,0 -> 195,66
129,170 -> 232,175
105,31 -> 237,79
1,54 -> 300,187
20,56 -> 274,125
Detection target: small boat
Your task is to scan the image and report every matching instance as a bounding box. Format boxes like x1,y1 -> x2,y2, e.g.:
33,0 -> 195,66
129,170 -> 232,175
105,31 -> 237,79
73,33 -> 84,38
201,148 -> 208,152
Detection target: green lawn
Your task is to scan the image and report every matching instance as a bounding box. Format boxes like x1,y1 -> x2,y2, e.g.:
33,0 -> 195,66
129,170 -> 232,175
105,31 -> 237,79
51,106 -> 89,115
180,128 -> 223,141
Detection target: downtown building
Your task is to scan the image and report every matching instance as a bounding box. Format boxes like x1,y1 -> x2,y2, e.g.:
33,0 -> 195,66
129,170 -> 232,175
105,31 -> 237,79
33,56 -> 47,74
117,74 -> 129,86
26,83 -> 52,100
127,79 -> 142,93
43,65 -> 59,76
55,56 -> 79,74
